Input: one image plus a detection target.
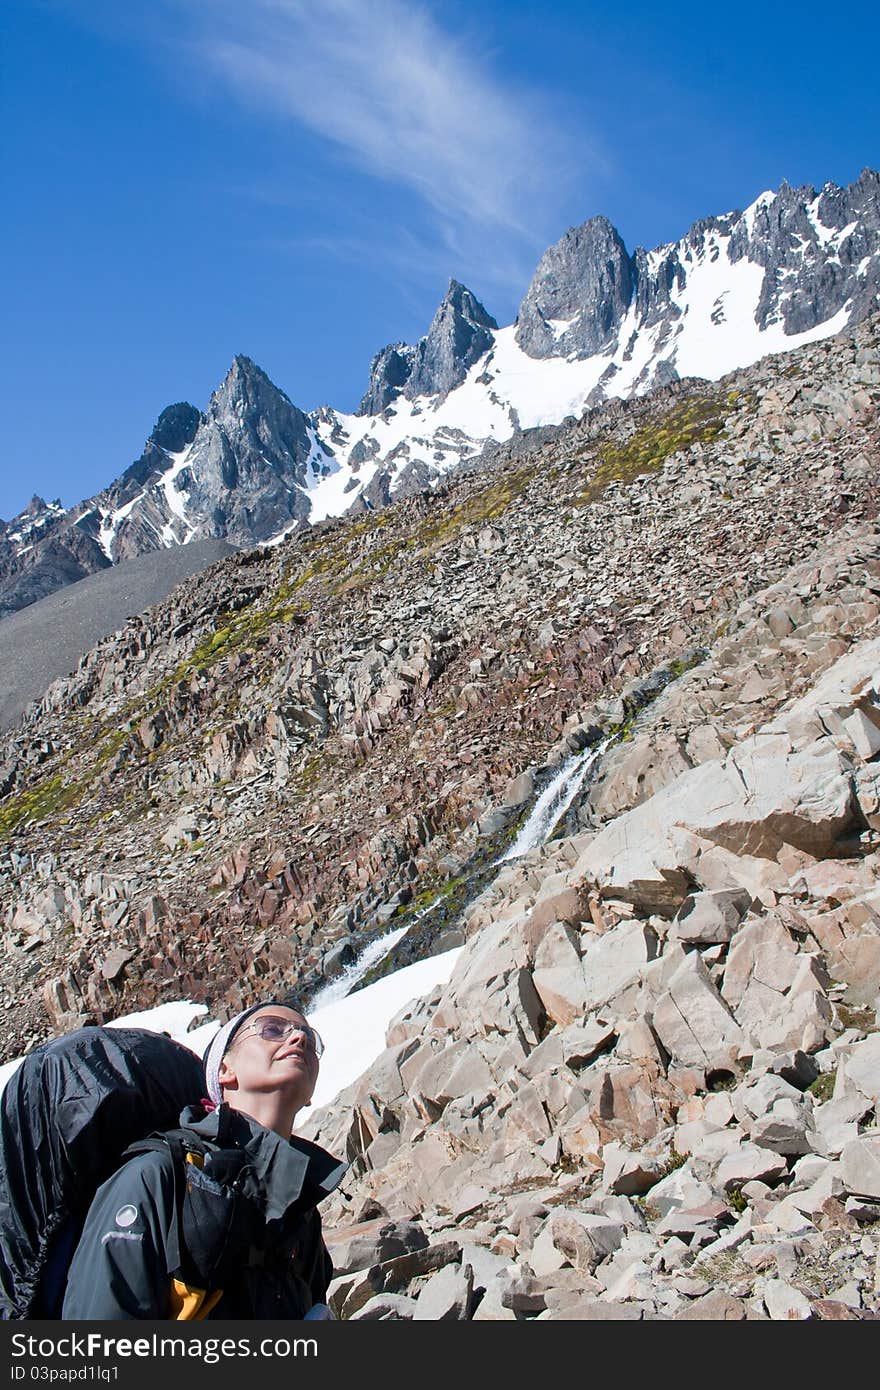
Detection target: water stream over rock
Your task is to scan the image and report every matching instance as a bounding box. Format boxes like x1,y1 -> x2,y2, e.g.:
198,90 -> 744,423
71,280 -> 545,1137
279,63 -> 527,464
498,739 -> 610,864
306,654 -> 705,1005
308,923 -> 410,1012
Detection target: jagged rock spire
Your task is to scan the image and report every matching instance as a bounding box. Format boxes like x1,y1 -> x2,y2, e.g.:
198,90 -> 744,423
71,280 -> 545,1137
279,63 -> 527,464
358,279 -> 498,415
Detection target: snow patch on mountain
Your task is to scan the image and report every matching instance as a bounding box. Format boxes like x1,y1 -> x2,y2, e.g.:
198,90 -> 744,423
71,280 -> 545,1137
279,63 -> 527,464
666,232 -> 853,378
98,492 -> 144,559
159,445 -> 196,546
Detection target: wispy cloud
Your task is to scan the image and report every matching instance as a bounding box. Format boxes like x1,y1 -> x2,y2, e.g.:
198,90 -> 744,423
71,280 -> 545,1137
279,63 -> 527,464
254,214 -> 541,307
179,0 -> 576,245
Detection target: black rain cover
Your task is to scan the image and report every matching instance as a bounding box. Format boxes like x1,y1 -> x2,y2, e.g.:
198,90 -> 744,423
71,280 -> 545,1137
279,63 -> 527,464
0,1026 -> 205,1319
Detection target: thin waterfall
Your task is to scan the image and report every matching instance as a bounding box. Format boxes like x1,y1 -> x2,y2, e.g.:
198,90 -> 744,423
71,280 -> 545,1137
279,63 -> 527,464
308,923 -> 410,1012
498,739 -> 608,863
310,742 -> 608,1004
305,660 -> 698,1015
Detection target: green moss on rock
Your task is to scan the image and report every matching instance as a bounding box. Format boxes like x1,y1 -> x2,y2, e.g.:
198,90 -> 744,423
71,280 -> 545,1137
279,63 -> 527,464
0,774 -> 82,838
574,394 -> 729,507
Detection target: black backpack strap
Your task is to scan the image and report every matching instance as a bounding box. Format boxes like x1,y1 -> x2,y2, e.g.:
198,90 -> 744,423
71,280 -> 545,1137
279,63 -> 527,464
121,1128 -> 208,1286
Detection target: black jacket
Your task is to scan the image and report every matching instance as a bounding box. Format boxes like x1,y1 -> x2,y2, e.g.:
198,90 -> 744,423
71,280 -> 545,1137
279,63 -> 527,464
60,1104 -> 347,1320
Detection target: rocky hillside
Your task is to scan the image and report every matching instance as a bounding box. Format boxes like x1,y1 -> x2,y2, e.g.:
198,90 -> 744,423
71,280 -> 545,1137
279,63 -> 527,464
0,308 -> 877,1056
1,306 -> 878,1319
2,171 -> 878,620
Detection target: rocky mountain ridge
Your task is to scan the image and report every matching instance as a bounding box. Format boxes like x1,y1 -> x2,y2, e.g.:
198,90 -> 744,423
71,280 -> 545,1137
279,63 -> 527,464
2,170 -> 878,620
515,170 -> 880,361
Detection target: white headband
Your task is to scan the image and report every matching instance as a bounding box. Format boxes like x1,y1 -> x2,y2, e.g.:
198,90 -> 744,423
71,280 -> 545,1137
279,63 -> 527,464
202,1003 -> 268,1104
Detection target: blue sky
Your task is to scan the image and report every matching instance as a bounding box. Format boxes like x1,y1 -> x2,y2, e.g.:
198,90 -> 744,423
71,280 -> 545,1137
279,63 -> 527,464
2,0 -> 878,522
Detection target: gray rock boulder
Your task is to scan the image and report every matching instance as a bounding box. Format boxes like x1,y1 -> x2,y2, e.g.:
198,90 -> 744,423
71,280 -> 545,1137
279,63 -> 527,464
652,949 -> 746,1071
841,1134 -> 880,1199
671,889 -> 752,944
413,1261 -> 474,1320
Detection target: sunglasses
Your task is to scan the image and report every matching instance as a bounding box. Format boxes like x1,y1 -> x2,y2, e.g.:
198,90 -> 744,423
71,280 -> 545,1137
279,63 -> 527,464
237,1014 -> 324,1058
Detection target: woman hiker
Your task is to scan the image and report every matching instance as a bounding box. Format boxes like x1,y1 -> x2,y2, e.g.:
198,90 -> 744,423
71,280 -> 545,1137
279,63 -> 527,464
61,1002 -> 346,1319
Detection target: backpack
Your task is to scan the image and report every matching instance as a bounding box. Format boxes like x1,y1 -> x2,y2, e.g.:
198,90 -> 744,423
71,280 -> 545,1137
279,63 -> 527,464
0,1025 -> 206,1320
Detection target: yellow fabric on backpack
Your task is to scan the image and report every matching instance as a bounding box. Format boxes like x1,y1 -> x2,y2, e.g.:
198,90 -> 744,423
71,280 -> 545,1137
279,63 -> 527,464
168,1279 -> 224,1320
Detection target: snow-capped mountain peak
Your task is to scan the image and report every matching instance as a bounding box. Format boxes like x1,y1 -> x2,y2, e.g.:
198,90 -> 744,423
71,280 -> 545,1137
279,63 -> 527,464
302,169 -> 878,520
2,170 -> 878,618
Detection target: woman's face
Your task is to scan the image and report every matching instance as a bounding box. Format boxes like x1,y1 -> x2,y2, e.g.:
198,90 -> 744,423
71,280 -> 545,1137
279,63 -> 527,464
218,1005 -> 321,1108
